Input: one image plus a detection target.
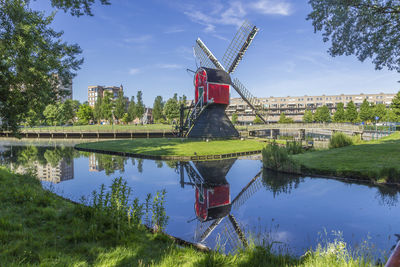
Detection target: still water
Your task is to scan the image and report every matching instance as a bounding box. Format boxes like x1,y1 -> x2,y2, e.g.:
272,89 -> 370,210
0,139 -> 399,258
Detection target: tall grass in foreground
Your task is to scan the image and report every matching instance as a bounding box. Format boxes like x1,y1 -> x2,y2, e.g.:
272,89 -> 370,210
78,177 -> 169,243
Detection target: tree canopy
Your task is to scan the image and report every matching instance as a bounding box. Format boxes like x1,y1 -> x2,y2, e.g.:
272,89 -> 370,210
313,105 -> 331,123
333,102 -> 346,122
308,0 -> 400,72
345,101 -> 359,123
303,109 -> 314,123
152,96 -> 164,123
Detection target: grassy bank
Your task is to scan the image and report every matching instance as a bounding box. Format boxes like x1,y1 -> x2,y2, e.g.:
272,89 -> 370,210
76,138 -> 265,157
291,132 -> 400,183
0,168 -> 379,266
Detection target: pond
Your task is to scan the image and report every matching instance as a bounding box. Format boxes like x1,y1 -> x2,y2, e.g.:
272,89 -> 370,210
0,139 -> 399,259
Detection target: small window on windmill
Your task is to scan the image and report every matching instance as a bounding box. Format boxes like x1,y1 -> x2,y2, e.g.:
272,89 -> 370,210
198,86 -> 204,103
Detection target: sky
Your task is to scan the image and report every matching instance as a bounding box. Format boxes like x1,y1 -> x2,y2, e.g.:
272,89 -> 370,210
32,0 -> 400,106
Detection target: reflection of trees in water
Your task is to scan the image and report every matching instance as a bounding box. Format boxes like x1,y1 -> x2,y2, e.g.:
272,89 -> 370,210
375,185 -> 399,207
137,158 -> 143,173
1,145 -> 79,170
155,160 -> 163,168
95,154 -> 127,175
262,169 -> 304,197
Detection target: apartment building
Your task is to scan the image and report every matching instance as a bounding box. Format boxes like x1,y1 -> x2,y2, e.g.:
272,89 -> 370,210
88,85 -> 124,107
226,92 -> 397,123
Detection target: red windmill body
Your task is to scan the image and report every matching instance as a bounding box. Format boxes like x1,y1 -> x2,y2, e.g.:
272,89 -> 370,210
194,68 -> 231,106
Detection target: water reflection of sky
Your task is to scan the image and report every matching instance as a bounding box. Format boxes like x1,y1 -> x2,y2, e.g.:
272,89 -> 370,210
1,140 -> 399,259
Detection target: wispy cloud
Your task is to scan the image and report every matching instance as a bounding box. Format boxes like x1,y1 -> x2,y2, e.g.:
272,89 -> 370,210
182,0 -> 293,33
156,63 -> 183,69
250,0 -> 292,16
164,26 -> 185,34
129,68 -> 141,75
124,34 -> 153,44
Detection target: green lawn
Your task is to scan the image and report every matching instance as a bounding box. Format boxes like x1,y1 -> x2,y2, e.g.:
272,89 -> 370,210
292,132 -> 400,182
0,168 -> 378,266
76,138 -> 266,157
21,124 -> 173,132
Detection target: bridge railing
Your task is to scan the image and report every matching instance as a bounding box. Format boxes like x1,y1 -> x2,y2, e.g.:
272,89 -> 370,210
237,123 -> 363,132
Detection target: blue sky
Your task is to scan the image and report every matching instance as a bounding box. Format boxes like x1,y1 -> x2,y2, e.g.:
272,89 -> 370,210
32,0 -> 399,106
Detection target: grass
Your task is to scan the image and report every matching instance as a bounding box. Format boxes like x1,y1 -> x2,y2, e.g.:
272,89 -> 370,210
291,132 -> 400,183
76,138 -> 266,157
0,167 -> 381,266
20,124 -> 173,132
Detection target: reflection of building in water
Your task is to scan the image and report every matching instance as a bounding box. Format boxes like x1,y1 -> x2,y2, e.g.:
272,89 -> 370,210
89,153 -> 103,172
12,159 -> 74,184
36,159 -> 74,183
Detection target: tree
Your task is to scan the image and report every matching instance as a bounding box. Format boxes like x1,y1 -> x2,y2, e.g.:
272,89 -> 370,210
345,101 -> 358,123
333,102 -> 346,123
303,110 -> 314,123
101,91 -> 114,124
0,0 -> 111,134
43,104 -> 59,126
152,96 -> 164,123
308,1 -> 400,72
114,90 -> 126,123
59,99 -> 76,124
24,109 -> 41,127
163,94 -> 180,123
391,91 -> 400,118
314,105 -> 331,123
127,96 -> 136,123
76,104 -> 93,125
93,95 -> 103,124
231,113 -> 238,125
359,99 -> 374,122
134,91 -> 145,122
373,103 -> 387,122
0,0 -> 83,132
383,108 -> 399,122
278,112 -> 294,123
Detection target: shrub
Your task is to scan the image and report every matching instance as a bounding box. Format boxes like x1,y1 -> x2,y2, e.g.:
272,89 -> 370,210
285,141 -> 304,155
262,141 -> 300,173
329,132 -> 353,149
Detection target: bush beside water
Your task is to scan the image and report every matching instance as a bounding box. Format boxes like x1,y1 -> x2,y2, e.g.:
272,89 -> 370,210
262,141 -> 301,173
329,132 -> 354,149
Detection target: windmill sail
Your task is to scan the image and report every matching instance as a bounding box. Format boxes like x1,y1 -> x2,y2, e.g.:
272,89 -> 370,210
231,78 -> 268,123
222,20 -> 259,74
194,39 -> 223,70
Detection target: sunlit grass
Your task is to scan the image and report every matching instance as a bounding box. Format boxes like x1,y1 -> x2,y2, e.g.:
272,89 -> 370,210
292,132 -> 400,182
76,138 -> 266,157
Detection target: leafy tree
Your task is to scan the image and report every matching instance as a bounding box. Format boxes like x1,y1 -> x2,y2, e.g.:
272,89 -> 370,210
314,105 -> 331,123
359,99 -> 374,122
345,101 -> 358,123
333,103 -> 346,123
114,90 -> 126,123
93,95 -> 103,124
43,104 -> 60,126
278,112 -> 294,123
373,103 -> 387,122
391,91 -> 400,118
127,96 -> 136,123
163,94 -> 180,123
59,99 -> 76,124
135,91 -> 145,122
49,0 -> 111,17
0,0 -> 83,132
24,109 -> 41,127
101,91 -> 114,124
76,104 -> 93,125
383,108 -> 399,122
308,0 -> 400,72
253,115 -> 263,124
231,113 -> 238,124
152,96 -> 164,123
121,113 -> 130,124
303,110 -> 314,123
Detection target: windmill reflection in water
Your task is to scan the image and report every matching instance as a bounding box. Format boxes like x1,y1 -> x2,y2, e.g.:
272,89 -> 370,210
179,159 -> 263,251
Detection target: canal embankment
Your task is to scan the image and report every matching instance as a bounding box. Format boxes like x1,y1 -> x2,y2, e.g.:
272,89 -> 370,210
0,167 -> 384,266
263,132 -> 400,186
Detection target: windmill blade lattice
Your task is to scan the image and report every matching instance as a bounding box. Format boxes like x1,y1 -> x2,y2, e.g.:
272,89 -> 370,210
222,20 -> 259,74
232,171 -> 263,210
231,78 -> 268,123
194,39 -> 222,70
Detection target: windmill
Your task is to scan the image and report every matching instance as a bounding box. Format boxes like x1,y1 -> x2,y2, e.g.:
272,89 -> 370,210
179,159 -> 263,250
179,20 -> 267,138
